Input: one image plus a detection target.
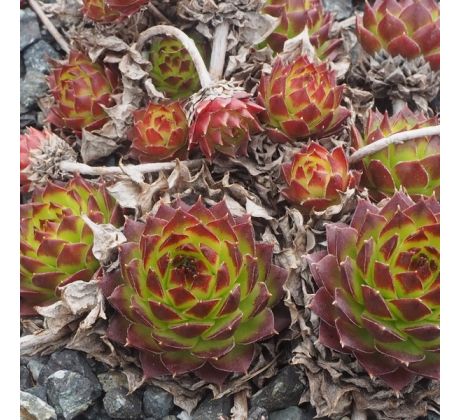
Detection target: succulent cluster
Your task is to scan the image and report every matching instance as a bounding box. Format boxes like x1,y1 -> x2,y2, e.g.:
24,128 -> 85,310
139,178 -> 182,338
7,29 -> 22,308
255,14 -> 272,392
307,192 -> 440,391
101,199 -> 287,383
127,102 -> 189,163
82,0 -> 148,22
20,176 -> 123,315
262,0 -> 341,61
352,107 -> 440,200
281,143 -> 360,213
356,0 -> 440,70
258,56 -> 350,143
20,128 -> 48,192
47,51 -> 119,133
149,34 -> 209,100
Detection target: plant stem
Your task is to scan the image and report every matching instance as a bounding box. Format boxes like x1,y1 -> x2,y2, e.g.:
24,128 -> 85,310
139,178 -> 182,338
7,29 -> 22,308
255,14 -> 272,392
349,125 -> 440,164
136,25 -> 212,88
59,159 -> 204,176
209,21 -> 230,81
28,0 -> 70,54
147,2 -> 171,23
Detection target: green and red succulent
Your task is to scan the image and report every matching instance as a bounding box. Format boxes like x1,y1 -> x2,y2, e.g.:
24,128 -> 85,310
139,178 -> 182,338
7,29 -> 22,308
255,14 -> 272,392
127,102 -> 189,163
20,175 -> 123,316
101,198 -> 287,384
20,128 -> 48,192
258,56 -> 350,143
47,51 -> 119,133
281,142 -> 360,213
351,107 -> 440,200
307,191 -> 440,391
189,92 -> 264,160
262,0 -> 341,61
82,0 -> 148,22
149,34 -> 209,100
356,0 -> 440,70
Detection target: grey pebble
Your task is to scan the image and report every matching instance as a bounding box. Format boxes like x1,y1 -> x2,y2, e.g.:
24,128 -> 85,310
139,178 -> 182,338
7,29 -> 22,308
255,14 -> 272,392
24,40 -> 59,74
143,385 -> 175,419
20,8 -> 41,50
102,386 -> 143,419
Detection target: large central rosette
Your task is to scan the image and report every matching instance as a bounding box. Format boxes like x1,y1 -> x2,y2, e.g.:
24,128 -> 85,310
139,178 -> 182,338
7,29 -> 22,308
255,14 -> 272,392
102,198 -> 287,383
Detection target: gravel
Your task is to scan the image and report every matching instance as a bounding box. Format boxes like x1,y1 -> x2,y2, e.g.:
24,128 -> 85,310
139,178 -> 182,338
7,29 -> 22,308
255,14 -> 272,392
191,395 -> 232,420
143,385 -> 175,419
97,371 -> 129,393
250,365 -> 305,412
20,391 -> 57,420
20,365 -> 33,391
102,386 -> 143,419
20,70 -> 48,113
23,40 -> 59,74
269,406 -> 311,420
25,385 -> 48,403
20,9 -> 41,50
46,370 -> 102,420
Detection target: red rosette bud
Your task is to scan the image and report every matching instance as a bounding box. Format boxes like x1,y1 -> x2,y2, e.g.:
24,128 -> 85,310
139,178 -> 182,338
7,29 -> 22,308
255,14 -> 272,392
20,127 -> 48,192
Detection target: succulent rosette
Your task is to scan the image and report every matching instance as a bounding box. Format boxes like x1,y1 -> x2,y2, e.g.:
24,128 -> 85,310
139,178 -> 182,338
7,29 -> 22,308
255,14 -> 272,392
127,102 -> 189,163
262,0 -> 341,61
307,192 -> 440,391
356,0 -> 440,70
47,51 -> 119,133
150,34 -> 209,100
258,56 -> 350,143
82,0 -> 122,22
189,91 -> 264,160
20,128 -> 48,192
20,175 -> 123,316
101,198 -> 287,383
281,142 -> 360,213
351,107 -> 440,200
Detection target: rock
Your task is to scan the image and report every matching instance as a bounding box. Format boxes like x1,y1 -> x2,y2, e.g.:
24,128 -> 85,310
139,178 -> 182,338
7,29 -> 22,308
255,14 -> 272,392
192,396 -> 232,420
250,366 -> 305,412
20,8 -> 41,50
426,412 -> 440,420
143,385 -> 174,418
20,70 -> 48,112
79,401 -> 112,420
20,366 -> 33,391
97,371 -> 128,393
20,391 -> 57,420
46,370 -> 102,420
27,356 -> 49,382
20,113 -> 37,128
323,0 -> 353,20
268,406 -> 311,420
25,385 -> 48,403
23,40 -> 59,74
248,406 -> 268,420
161,416 -> 178,420
103,386 -> 143,419
38,350 -> 98,385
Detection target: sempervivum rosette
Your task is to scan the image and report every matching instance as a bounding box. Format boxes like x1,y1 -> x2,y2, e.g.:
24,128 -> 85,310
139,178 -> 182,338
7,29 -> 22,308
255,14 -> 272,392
20,175 -> 123,316
307,192 -> 440,391
351,107 -> 439,200
261,0 -> 341,61
149,34 -> 209,100
101,198 -> 287,384
258,56 -> 350,144
20,128 -> 48,192
187,83 -> 264,160
356,0 -> 440,71
47,51 -> 119,133
82,0 -> 121,22
127,102 -> 189,163
281,142 -> 361,213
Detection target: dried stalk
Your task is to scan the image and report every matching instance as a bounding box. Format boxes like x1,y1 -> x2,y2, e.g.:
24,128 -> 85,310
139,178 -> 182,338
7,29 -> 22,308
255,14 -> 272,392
147,2 -> 171,23
209,21 -> 230,81
136,25 -> 212,88
59,159 -> 204,176
392,98 -> 406,114
349,125 -> 440,164
28,0 -> 70,53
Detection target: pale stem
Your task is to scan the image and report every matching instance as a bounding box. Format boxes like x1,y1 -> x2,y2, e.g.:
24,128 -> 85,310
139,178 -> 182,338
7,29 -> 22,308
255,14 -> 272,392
59,159 -> 204,176
209,21 -> 230,81
136,25 -> 212,88
392,98 -> 406,114
28,0 -> 70,53
349,125 -> 440,164
147,2 -> 171,23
